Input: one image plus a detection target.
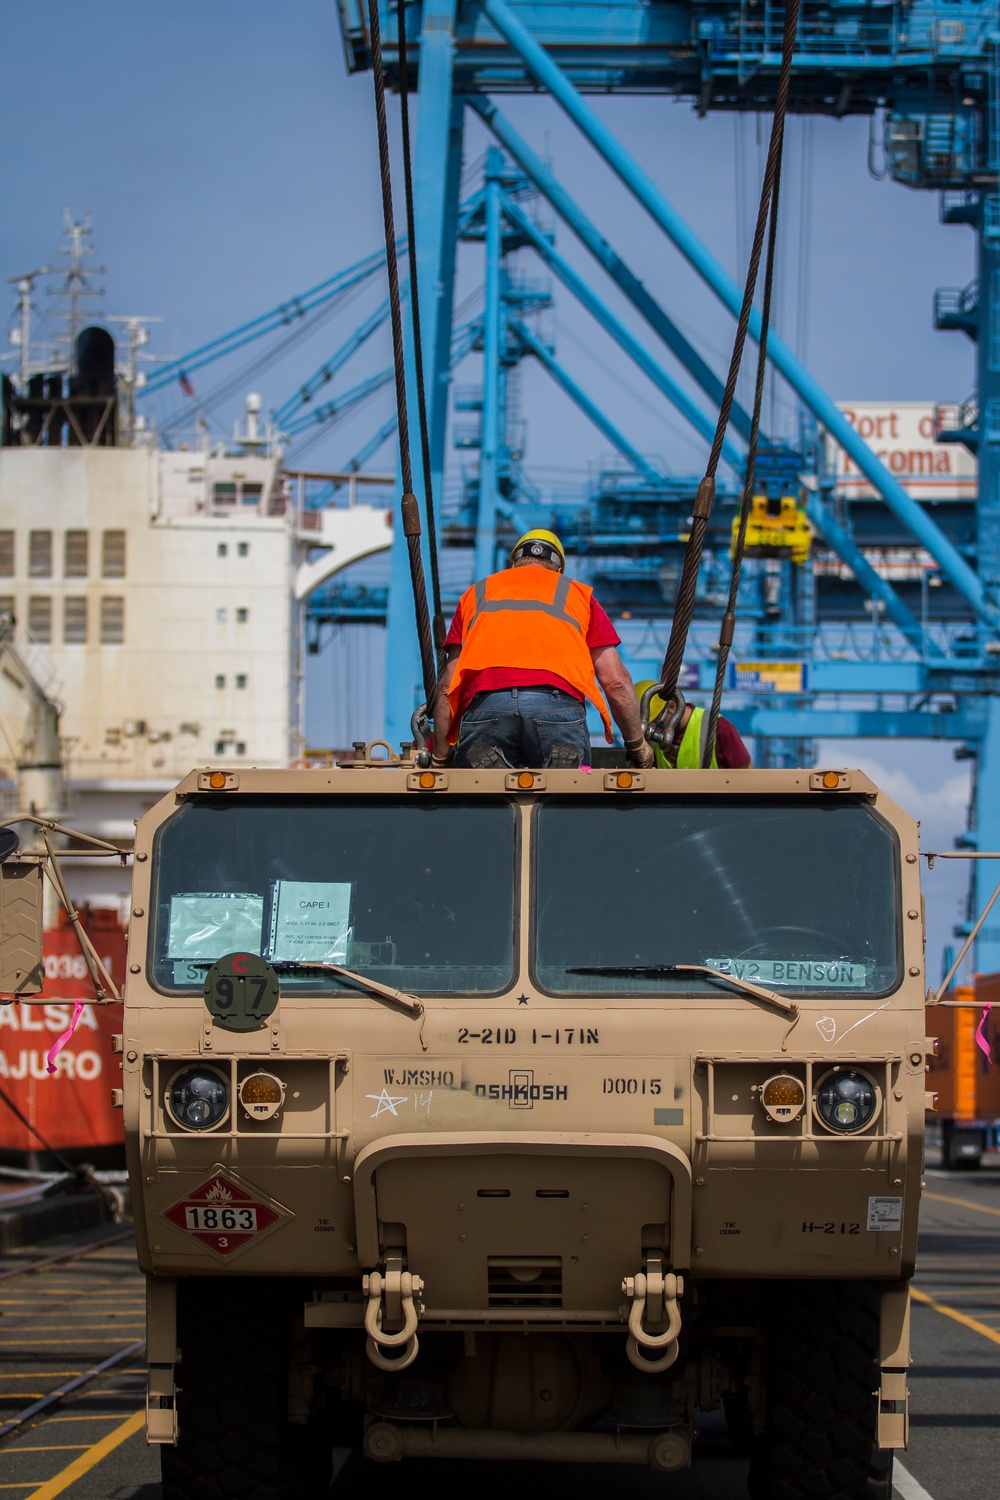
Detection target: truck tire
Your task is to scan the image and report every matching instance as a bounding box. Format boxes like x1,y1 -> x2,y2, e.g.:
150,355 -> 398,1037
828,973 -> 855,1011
161,1277 -> 303,1500
747,1280 -> 892,1500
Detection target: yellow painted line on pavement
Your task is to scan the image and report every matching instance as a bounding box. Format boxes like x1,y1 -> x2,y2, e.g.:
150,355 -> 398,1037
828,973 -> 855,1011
23,1408 -> 144,1500
33,1415 -> 130,1424
919,1289 -> 1000,1303
911,1285 -> 1000,1347
3,1323 -> 145,1330
923,1189 -> 1000,1220
0,1338 -> 143,1346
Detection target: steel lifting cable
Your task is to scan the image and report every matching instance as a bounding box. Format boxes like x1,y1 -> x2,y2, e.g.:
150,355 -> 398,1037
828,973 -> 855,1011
703,173 -> 783,765
367,0 -> 438,714
648,0 -> 801,758
396,0 -> 446,662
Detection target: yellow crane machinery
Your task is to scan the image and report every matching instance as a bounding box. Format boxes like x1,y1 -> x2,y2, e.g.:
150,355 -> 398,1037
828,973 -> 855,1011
731,492 -> 813,566
729,447 -> 813,566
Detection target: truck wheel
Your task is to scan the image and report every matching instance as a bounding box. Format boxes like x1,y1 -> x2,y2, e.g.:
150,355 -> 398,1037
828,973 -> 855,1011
747,1280 -> 892,1500
161,1278 -> 304,1500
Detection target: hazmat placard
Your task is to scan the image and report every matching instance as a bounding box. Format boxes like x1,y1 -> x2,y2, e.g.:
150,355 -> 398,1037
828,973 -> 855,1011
162,1171 -> 292,1258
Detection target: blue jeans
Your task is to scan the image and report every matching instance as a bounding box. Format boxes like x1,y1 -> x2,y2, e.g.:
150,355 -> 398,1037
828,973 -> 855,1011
455,687 -> 592,768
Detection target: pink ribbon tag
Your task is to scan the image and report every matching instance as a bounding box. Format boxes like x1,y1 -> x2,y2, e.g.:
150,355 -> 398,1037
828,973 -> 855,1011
45,1000 -> 85,1075
975,1001 -> 993,1064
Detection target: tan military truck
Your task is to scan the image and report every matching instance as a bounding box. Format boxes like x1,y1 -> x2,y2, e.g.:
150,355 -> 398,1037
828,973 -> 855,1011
121,750 -> 926,1498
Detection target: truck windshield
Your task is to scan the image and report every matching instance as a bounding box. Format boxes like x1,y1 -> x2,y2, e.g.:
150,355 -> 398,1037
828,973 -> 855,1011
534,798 -> 900,997
150,796 -> 517,996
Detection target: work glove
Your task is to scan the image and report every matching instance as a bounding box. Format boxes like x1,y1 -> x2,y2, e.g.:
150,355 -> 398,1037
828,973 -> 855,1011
431,751 -> 453,768
624,736 -> 655,770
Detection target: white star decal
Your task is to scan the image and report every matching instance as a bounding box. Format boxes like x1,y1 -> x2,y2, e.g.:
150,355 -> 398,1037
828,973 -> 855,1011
366,1088 -> 408,1119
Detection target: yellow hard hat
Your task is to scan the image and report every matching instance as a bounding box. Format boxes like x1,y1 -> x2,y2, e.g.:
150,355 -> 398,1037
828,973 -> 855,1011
509,528 -> 566,570
635,679 -> 668,720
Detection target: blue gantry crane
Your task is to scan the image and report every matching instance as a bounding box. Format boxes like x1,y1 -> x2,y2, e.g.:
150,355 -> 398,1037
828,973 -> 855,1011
124,3 -> 1000,962
322,0 -> 1000,967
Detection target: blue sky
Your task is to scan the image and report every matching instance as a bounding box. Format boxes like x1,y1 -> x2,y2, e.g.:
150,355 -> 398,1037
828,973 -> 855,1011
0,0 -> 980,974
1,1 -> 975,463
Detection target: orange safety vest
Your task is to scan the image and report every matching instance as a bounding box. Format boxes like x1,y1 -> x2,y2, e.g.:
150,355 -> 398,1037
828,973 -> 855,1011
447,566 -> 614,745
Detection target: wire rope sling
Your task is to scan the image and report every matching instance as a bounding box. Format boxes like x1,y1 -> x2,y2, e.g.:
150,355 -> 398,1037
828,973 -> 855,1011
366,0 -> 446,763
640,0 -> 802,768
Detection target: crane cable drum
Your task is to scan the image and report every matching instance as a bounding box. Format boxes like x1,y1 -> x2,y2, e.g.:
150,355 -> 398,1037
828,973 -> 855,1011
366,0 -> 443,762
645,0 -> 803,767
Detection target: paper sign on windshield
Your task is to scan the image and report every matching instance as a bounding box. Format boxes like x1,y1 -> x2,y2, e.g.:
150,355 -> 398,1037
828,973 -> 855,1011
267,881 -> 352,963
167,893 -> 264,961
704,958 -> 867,988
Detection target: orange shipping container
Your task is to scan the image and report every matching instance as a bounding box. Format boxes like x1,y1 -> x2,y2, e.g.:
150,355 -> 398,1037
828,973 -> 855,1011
926,979 -> 1000,1122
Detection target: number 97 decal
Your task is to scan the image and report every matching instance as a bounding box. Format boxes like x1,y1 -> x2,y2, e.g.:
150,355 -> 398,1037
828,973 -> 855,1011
203,953 -> 279,1031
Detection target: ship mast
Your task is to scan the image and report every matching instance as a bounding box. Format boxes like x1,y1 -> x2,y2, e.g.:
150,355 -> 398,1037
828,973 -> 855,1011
49,208 -> 104,374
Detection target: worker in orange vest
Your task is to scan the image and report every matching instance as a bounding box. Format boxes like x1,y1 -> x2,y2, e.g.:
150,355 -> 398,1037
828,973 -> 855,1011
432,529 -> 655,770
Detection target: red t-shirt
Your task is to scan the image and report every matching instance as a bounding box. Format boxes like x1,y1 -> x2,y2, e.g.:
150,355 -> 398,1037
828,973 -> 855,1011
714,718 -> 752,769
444,589 -> 620,720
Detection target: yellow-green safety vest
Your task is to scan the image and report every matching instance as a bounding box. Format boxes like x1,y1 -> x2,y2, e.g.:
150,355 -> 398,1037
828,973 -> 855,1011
653,706 -> 719,770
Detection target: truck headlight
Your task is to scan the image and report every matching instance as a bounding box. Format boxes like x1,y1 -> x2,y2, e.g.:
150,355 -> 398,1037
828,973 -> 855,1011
814,1068 -> 878,1134
166,1066 -> 230,1131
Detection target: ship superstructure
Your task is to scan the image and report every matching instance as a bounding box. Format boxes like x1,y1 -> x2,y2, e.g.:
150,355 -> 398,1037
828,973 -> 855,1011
0,220 -> 391,909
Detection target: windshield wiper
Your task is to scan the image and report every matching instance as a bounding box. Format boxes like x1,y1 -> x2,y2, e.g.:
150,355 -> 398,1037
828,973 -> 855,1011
270,961 -> 424,1019
568,962 -> 799,1025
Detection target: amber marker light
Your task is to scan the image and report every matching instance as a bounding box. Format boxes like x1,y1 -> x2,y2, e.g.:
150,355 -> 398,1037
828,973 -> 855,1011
518,772 -> 535,789
822,770 -> 840,788
419,771 -> 436,789
239,1072 -> 285,1121
761,1074 -> 806,1124
616,771 -> 634,789
209,771 -> 227,789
